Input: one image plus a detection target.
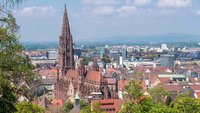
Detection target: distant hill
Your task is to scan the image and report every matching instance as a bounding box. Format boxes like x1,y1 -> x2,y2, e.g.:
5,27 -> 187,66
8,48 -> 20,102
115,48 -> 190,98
81,33 -> 200,44
21,33 -> 200,50
21,41 -> 59,50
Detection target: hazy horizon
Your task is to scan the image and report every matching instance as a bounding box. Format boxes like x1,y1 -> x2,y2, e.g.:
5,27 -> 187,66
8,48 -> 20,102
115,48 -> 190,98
13,0 -> 200,42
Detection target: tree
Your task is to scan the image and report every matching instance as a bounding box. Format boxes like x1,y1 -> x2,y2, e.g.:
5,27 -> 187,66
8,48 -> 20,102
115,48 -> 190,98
15,101 -> 44,113
63,101 -> 74,113
81,102 -> 106,113
120,81 -> 172,113
120,80 -> 147,113
138,97 -> 154,113
124,80 -> 142,100
0,1 -> 35,112
120,81 -> 200,113
133,69 -> 144,80
149,103 -> 172,113
0,0 -> 23,8
80,105 -> 91,113
80,100 -> 89,108
120,97 -> 154,113
120,101 -> 140,113
149,85 -> 171,105
92,102 -> 106,113
171,93 -> 200,113
101,57 -> 111,64
0,75 -> 17,113
81,57 -> 92,65
0,23 -> 34,113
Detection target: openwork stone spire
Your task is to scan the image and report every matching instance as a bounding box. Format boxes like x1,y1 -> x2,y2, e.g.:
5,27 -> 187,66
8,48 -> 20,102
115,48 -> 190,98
59,4 -> 74,76
61,4 -> 71,36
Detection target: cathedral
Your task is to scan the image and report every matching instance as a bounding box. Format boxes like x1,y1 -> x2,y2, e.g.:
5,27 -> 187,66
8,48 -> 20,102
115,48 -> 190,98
58,4 -> 74,76
54,5 -> 117,102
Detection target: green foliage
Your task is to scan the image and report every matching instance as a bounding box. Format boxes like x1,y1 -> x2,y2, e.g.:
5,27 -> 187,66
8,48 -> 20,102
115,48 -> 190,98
124,80 -> 142,100
80,100 -> 89,108
15,101 -> 44,113
149,103 -> 172,113
120,97 -> 173,113
0,2 -> 35,112
138,97 -> 154,112
0,26 -> 34,112
0,0 -> 23,8
120,101 -> 140,113
149,85 -> 171,105
120,97 -> 154,113
92,102 -> 106,113
81,57 -> 92,65
140,54 -> 158,60
81,102 -> 106,113
120,80 -> 143,112
80,105 -> 91,113
133,70 -> 144,80
0,26 -> 34,93
120,81 -> 200,113
171,93 -> 200,113
101,57 -> 111,64
0,76 -> 17,113
63,101 -> 74,113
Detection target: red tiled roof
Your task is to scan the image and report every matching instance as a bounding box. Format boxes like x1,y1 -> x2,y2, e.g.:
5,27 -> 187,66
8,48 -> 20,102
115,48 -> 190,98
151,67 -> 169,73
134,66 -> 148,73
190,85 -> 200,91
52,99 -> 65,107
39,68 -> 57,77
189,77 -> 200,83
92,99 -> 122,113
134,66 -> 175,74
86,70 -> 101,83
158,78 -> 171,84
162,85 -> 183,93
189,77 -> 197,83
149,74 -> 158,85
50,68 -> 57,73
65,69 -> 78,80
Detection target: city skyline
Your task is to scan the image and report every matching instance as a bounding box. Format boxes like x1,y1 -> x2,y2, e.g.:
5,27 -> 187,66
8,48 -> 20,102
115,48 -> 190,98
13,0 -> 200,42
2,1 -> 200,112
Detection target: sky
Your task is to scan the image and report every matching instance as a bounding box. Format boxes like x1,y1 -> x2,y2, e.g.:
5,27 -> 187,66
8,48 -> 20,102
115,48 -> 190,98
10,0 -> 200,42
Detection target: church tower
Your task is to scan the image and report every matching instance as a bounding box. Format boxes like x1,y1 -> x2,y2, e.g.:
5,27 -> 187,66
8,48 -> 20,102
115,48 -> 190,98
59,4 -> 75,76
93,60 -> 99,71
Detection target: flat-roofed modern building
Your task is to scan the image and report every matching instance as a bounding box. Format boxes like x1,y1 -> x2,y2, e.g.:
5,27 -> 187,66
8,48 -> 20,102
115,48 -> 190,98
160,54 -> 175,66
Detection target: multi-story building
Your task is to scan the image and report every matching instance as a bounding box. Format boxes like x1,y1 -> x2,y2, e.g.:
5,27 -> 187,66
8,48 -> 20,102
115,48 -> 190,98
160,54 -> 175,66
